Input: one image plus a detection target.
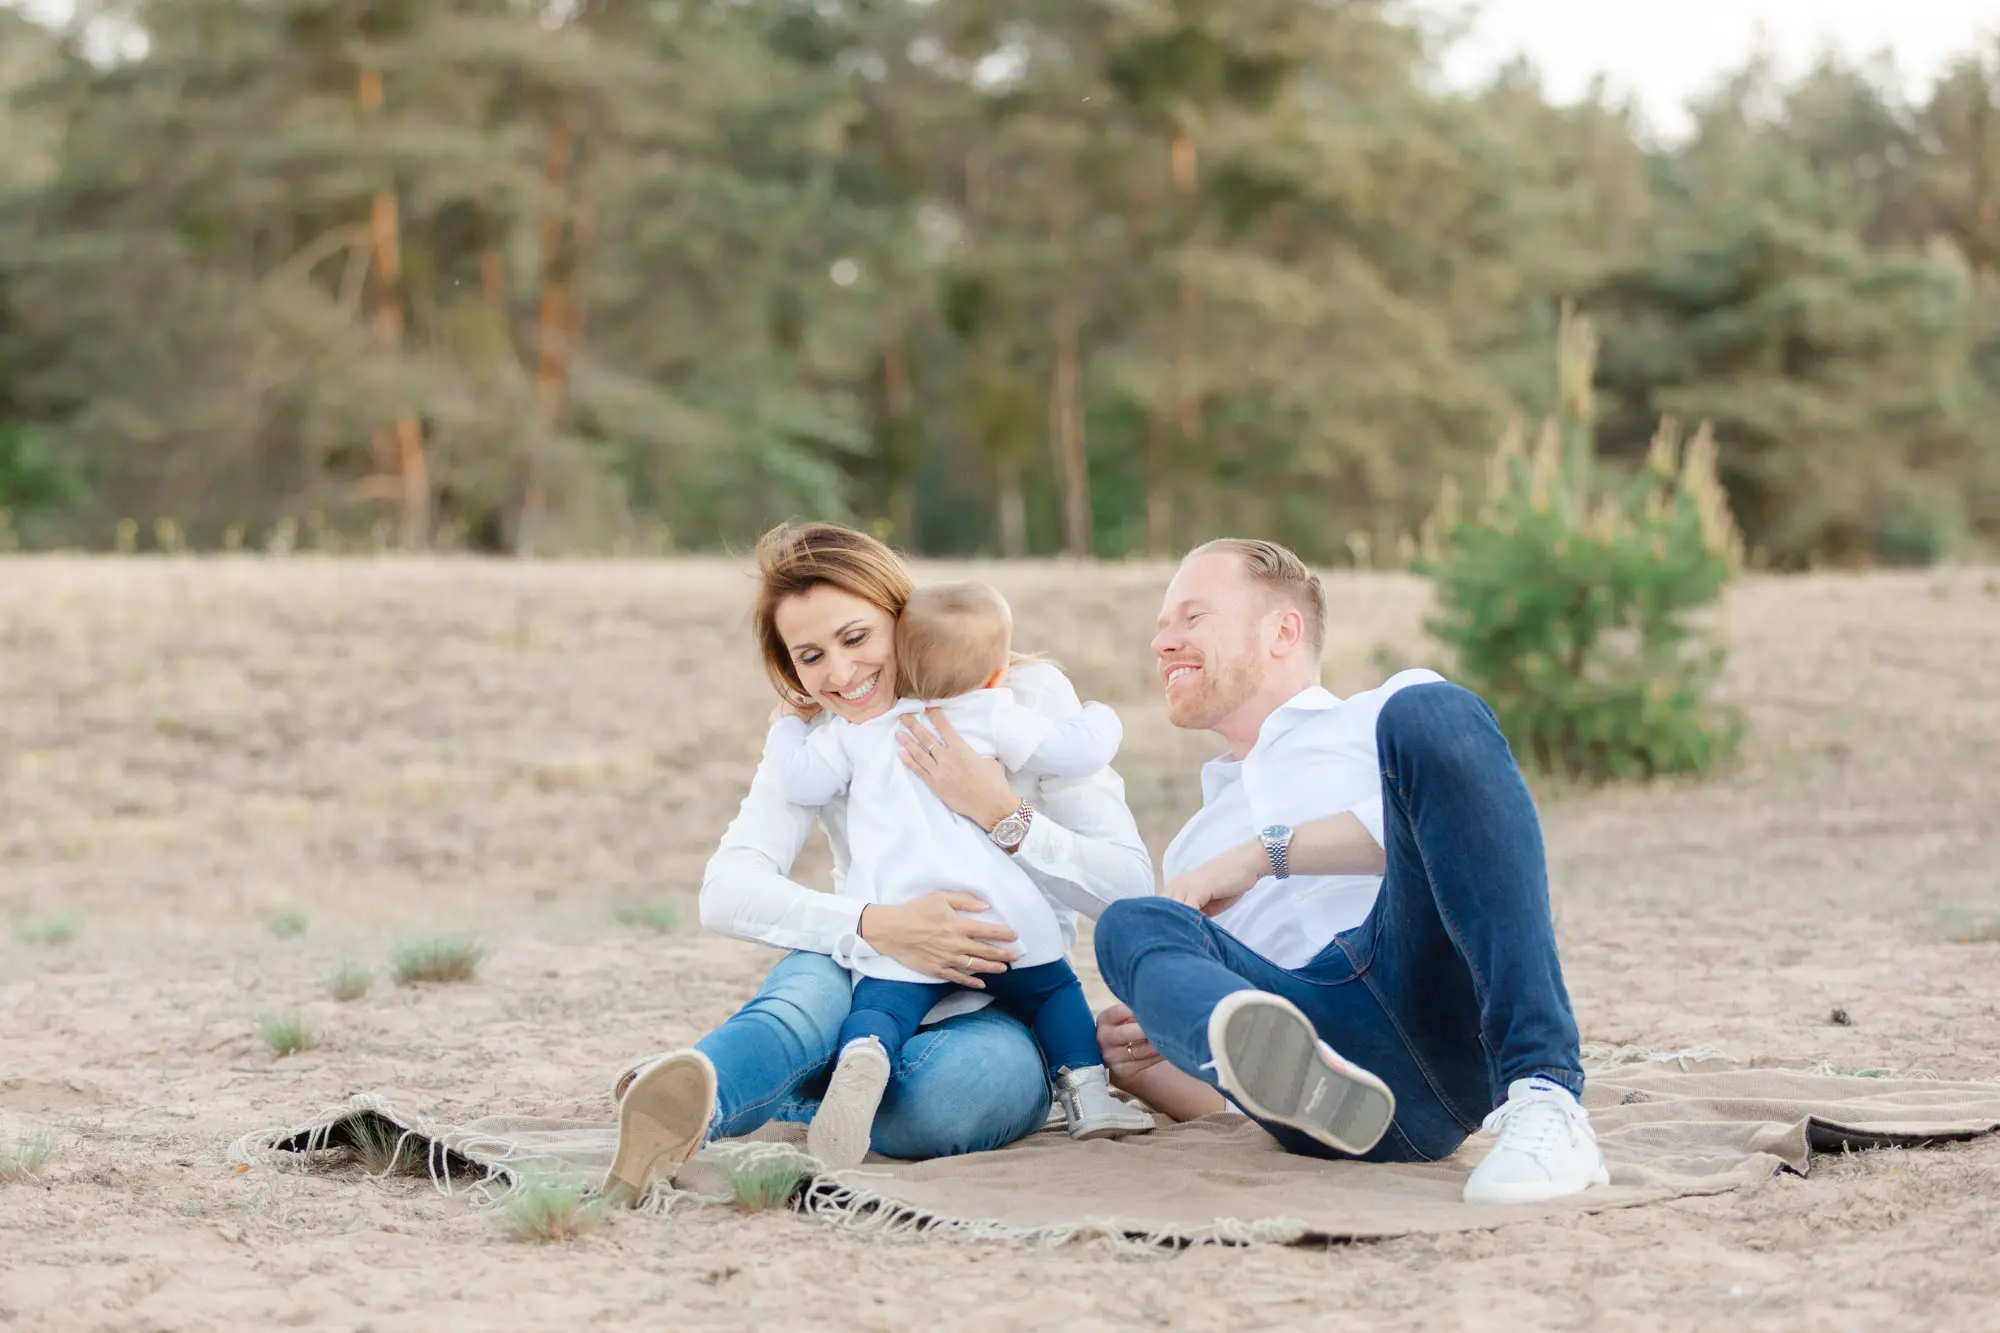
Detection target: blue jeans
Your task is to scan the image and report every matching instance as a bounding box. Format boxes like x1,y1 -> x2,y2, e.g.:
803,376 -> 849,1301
1094,682 -> 1585,1164
843,960 -> 1101,1077
694,950 -> 1053,1159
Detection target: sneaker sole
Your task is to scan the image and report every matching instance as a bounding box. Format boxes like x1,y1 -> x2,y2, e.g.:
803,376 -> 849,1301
601,1051 -> 715,1207
807,1042 -> 891,1170
1067,1109 -> 1158,1141
1463,1163 -> 1611,1206
1209,992 -> 1395,1156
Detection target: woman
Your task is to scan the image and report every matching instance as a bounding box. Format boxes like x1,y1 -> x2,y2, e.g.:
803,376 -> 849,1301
602,522 -> 1154,1201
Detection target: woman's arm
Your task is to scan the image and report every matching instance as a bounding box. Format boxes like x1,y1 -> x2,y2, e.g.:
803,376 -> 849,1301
700,745 -> 1022,984
897,663 -> 1156,919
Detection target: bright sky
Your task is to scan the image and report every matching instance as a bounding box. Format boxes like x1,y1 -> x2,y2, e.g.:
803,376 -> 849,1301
1423,0 -> 2000,139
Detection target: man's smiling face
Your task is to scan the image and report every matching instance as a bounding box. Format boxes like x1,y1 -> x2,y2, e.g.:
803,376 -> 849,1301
1151,552 -> 1274,734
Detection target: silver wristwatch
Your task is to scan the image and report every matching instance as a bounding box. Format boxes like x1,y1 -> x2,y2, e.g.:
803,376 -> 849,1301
990,800 -> 1034,853
1258,824 -> 1294,880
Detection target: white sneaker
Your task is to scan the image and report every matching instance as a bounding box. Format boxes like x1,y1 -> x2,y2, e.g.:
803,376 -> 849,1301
1461,1077 -> 1609,1205
601,1050 -> 716,1207
1054,1065 -> 1157,1140
1205,991 -> 1395,1156
806,1036 -> 891,1170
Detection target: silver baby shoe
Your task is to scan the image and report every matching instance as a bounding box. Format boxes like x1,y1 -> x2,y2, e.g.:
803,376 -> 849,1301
1055,1065 -> 1157,1140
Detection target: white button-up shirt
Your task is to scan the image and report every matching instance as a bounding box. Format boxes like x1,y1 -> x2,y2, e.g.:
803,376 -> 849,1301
1165,670 -> 1445,968
701,662 -> 1155,1023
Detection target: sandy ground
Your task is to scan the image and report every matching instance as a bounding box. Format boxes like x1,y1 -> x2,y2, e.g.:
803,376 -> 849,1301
1,556 -> 1997,1333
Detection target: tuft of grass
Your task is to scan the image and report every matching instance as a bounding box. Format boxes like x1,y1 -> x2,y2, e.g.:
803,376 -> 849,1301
499,1171 -> 603,1242
720,1146 -> 812,1211
0,1130 -> 58,1184
1940,909 -> 2000,944
612,900 -> 680,934
256,1009 -> 315,1058
390,935 -> 485,986
266,908 -> 309,939
341,1115 -> 424,1177
328,961 -> 371,1002
12,913 -> 79,946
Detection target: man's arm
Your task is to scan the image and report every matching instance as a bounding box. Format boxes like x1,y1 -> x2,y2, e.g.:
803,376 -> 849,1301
1163,810 -> 1385,915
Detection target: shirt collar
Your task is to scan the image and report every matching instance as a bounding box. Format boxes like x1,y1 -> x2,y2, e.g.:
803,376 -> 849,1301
1197,685 -> 1344,803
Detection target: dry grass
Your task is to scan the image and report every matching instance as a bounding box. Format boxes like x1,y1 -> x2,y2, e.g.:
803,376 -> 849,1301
11,913 -> 79,946
340,1114 -> 424,1177
0,1131 -> 57,1184
390,935 -> 485,986
266,907 -> 309,938
328,960 -> 371,1002
255,1009 -> 315,1057
1,558 -> 1997,1330
1940,909 -> 2000,944
612,900 -> 680,933
498,1172 -> 603,1243
717,1145 -> 813,1211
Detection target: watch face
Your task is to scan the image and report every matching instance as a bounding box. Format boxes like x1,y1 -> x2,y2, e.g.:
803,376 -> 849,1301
1260,825 -> 1290,842
993,817 -> 1029,848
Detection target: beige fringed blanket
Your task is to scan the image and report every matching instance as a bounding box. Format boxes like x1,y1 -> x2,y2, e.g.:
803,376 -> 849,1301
245,1066 -> 2000,1248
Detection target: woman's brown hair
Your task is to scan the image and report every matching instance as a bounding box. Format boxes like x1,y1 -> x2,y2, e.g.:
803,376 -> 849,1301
753,522 -> 916,705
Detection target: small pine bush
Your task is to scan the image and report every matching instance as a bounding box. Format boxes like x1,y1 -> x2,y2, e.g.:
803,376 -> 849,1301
1416,307 -> 1743,783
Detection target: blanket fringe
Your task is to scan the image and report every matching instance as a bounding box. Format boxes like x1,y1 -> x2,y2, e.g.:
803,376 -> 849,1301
797,1173 -> 1316,1254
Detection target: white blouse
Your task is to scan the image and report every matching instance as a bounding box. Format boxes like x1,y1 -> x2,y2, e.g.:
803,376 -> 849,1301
699,662 -> 1156,1020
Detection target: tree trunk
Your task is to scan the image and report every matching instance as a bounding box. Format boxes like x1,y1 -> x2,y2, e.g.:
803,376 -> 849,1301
1163,126 -> 1201,559
1049,312 -> 1091,557
881,321 -> 918,546
519,116 -> 578,558
356,62 -> 429,549
1146,412 -> 1172,557
996,456 -> 1027,558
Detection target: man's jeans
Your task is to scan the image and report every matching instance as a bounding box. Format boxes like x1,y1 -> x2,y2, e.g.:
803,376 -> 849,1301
695,950 -> 1054,1160
1094,681 -> 1585,1163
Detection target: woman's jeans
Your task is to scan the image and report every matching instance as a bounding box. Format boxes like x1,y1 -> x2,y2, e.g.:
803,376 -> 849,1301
1095,682 -> 1586,1164
694,950 -> 1054,1159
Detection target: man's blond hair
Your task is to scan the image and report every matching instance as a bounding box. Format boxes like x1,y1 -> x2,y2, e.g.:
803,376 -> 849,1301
1186,538 -> 1327,656
895,581 -> 1014,700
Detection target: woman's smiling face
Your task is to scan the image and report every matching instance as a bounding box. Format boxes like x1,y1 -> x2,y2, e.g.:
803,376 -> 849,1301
773,583 -> 899,723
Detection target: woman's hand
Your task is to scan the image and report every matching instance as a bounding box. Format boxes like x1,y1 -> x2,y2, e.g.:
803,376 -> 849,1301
1095,1001 -> 1230,1121
859,892 -> 1021,988
897,709 -> 1020,832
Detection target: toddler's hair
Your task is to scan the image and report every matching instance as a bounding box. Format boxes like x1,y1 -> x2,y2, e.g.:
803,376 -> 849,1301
896,582 -> 1013,700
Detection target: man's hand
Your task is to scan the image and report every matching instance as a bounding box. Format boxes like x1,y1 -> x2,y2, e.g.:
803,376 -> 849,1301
1163,839 -> 1265,917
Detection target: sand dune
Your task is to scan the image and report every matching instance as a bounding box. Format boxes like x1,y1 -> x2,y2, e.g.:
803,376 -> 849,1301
2,557 -> 1997,1331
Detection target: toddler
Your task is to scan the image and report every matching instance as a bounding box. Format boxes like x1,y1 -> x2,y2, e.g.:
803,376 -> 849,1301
763,581 -> 1155,1167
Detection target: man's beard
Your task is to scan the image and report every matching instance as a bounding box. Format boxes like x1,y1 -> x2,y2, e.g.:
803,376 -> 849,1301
1165,647 -> 1259,732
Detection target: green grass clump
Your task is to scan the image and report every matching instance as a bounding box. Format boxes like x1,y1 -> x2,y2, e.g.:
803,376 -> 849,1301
266,908 -> 309,939
328,961 -> 371,1002
720,1147 -> 812,1210
341,1115 -> 424,1177
1940,909 -> 2000,944
0,1131 -> 57,1184
256,1009 -> 315,1057
498,1171 -> 603,1242
390,935 -> 485,986
12,913 -> 79,946
612,900 -> 680,933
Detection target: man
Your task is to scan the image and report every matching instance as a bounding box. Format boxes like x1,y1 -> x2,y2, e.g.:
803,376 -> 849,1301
1092,539 -> 1607,1204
